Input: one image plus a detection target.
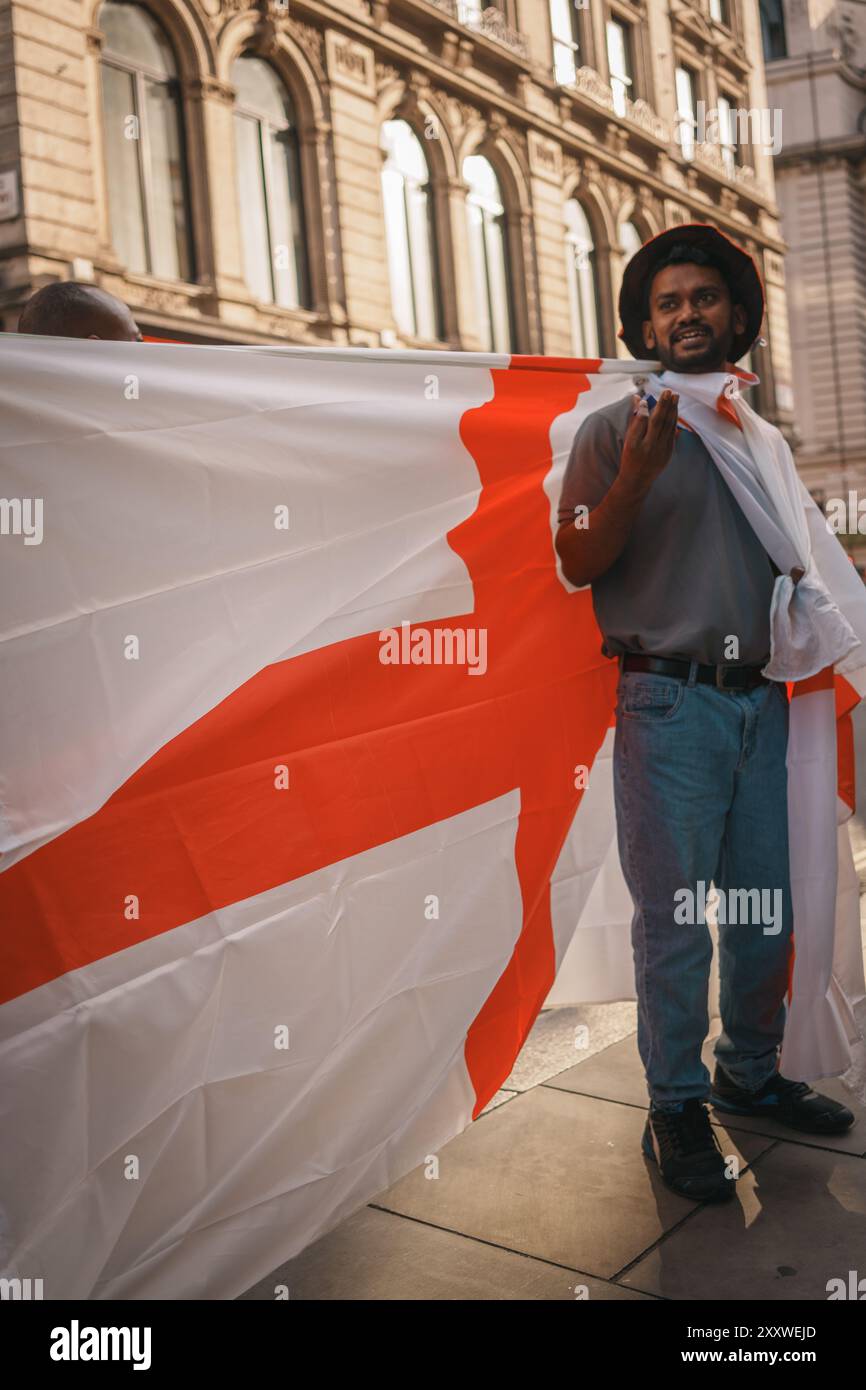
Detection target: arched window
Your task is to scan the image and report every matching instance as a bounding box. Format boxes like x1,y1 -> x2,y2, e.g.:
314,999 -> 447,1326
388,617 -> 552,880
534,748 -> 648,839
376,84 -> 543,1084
564,198 -> 600,358
99,1 -> 193,280
380,120 -> 441,341
463,154 -> 513,352
231,56 -> 309,309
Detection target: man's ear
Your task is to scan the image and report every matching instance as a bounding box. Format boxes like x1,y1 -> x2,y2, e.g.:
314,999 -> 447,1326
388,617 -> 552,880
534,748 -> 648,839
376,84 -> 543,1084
732,303 -> 747,336
642,319 -> 656,351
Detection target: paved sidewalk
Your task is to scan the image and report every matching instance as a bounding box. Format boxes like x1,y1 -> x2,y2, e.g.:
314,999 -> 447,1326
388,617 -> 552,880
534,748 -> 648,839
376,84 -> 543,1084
239,708 -> 866,1301
240,1009 -> 866,1300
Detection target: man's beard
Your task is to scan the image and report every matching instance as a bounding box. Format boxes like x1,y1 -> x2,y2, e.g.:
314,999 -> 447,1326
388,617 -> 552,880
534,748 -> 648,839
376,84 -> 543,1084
658,330 -> 730,373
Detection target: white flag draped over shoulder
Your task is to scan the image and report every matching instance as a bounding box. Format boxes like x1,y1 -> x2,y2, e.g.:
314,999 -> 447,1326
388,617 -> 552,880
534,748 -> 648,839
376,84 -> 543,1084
0,336 -> 863,1299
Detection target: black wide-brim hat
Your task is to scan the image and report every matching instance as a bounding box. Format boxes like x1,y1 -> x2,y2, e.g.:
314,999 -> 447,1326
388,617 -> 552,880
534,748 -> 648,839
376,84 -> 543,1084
618,222 -> 765,363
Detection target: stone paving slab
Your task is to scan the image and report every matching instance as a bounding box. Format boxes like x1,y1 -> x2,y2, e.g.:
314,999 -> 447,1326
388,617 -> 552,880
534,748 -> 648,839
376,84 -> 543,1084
497,1001 -> 638,1093
373,1086 -> 773,1282
619,1140 -> 866,1301
239,1203 -> 656,1301
479,1000 -> 638,1115
545,1032 -> 866,1156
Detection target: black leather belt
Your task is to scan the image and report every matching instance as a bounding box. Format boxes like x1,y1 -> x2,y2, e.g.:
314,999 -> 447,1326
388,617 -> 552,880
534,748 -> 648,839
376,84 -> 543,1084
621,653 -> 770,690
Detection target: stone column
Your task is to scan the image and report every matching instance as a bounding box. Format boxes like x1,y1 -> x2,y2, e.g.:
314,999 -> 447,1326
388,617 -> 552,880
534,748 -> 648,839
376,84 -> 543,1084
190,76 -> 247,304
298,119 -> 347,331
445,173 -> 480,349
323,29 -> 391,345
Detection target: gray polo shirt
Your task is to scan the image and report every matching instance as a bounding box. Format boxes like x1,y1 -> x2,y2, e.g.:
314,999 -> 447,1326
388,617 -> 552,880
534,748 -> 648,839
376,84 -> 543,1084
557,393 -> 776,666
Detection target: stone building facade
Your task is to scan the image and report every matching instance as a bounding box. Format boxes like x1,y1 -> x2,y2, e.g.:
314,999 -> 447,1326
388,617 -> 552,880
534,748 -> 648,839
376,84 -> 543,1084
0,0 -> 793,426
761,0 -> 866,552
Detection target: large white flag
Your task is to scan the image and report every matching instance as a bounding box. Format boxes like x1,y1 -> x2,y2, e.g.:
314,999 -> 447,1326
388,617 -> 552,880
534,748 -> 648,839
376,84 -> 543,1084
0,336 -> 863,1299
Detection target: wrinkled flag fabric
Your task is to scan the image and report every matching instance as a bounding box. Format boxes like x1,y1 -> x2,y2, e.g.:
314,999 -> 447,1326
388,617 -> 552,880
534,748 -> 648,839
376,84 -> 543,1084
0,336 -> 863,1299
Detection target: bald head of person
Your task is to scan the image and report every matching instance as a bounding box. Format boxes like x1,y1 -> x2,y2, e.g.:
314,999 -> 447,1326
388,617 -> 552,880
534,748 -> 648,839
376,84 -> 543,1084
18,282 -> 142,341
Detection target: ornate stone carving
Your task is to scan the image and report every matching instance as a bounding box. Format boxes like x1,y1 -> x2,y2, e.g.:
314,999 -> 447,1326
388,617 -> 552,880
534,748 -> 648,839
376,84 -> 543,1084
662,158 -> 688,191
670,0 -> 715,47
253,17 -> 280,60
561,154 -> 580,185
527,131 -> 561,180
625,98 -> 669,143
127,284 -> 203,315
427,0 -> 530,61
603,122 -> 628,156
286,18 -> 325,73
603,173 -> 624,213
695,139 -> 724,173
408,68 -> 432,102
260,311 -> 311,337
573,74 -> 669,142
375,61 -> 402,89
664,200 -> 691,227
326,32 -> 374,94
635,185 -> 663,225
469,6 -> 530,61
572,65 -> 614,113
184,75 -> 236,105
444,95 -> 483,140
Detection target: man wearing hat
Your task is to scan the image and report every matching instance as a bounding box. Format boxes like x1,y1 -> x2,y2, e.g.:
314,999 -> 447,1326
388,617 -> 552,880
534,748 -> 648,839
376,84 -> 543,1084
555,223 -> 854,1204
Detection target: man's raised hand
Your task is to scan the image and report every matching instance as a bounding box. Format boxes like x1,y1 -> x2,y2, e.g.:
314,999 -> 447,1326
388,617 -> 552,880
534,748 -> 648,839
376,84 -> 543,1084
619,389 -> 679,494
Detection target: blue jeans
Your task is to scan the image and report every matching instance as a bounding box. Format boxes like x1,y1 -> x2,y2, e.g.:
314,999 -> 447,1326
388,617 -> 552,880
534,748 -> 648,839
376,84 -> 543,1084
613,661 -> 794,1112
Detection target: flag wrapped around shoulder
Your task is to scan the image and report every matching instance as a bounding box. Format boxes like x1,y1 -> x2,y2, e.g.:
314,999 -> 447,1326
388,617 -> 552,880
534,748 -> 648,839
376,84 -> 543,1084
0,336 -> 863,1298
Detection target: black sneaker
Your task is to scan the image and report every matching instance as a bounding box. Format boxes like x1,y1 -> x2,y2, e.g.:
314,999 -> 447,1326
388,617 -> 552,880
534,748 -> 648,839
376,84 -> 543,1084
641,1098 -> 736,1202
709,1062 -> 855,1135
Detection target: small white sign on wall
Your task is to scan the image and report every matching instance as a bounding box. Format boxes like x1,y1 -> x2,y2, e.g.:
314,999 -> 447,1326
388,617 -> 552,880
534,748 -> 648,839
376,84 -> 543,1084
0,169 -> 20,221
